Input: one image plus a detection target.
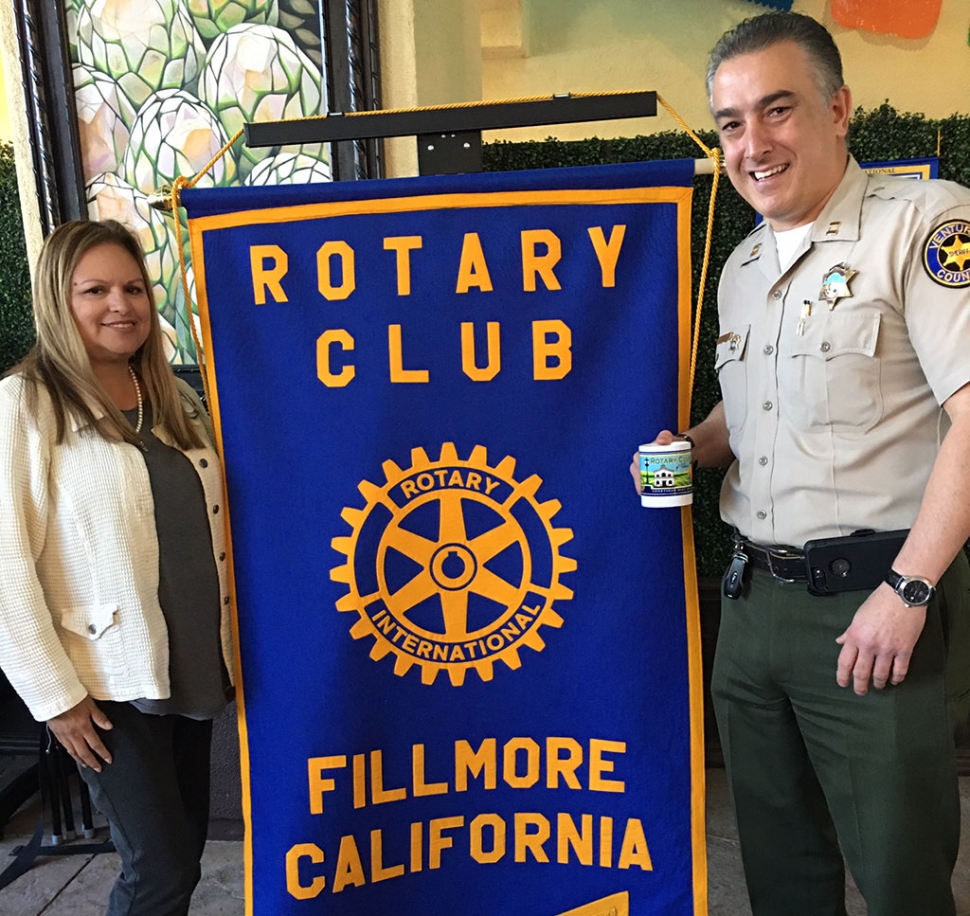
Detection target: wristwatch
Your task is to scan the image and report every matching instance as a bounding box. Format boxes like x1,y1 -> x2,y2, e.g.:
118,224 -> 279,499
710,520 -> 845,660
884,569 -> 936,607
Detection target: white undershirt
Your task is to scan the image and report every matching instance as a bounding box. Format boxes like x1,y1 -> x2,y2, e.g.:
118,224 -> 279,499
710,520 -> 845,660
773,222 -> 814,272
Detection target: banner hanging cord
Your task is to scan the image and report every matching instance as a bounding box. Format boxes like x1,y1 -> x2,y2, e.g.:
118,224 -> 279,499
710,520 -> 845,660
656,94 -> 722,421
164,127 -> 245,406
161,93 -> 721,416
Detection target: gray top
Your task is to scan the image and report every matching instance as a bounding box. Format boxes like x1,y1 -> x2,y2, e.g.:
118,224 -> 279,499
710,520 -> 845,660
125,402 -> 229,719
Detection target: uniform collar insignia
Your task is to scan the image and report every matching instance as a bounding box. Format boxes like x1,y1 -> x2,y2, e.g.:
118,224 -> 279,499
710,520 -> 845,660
819,263 -> 857,308
824,221 -> 842,236
748,242 -> 762,258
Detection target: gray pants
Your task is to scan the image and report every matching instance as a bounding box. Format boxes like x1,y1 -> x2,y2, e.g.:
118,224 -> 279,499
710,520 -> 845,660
713,554 -> 970,916
78,702 -> 213,916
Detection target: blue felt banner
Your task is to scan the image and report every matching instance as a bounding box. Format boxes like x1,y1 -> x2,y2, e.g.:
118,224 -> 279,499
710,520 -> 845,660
861,156 -> 939,180
185,160 -> 706,916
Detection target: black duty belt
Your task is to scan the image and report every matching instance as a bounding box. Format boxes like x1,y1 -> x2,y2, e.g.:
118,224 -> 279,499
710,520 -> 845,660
740,540 -> 808,582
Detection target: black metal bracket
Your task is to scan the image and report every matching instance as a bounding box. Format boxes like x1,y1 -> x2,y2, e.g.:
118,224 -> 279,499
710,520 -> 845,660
244,91 -> 658,176
417,131 -> 482,175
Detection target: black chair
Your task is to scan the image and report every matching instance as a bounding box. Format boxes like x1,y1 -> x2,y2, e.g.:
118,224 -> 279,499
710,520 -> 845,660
0,670 -> 113,891
0,671 -> 39,835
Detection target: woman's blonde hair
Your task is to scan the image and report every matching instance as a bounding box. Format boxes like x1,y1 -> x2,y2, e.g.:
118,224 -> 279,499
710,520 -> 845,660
9,219 -> 203,449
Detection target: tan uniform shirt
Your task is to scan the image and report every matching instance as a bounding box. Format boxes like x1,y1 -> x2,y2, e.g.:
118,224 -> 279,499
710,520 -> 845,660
717,157 -> 970,547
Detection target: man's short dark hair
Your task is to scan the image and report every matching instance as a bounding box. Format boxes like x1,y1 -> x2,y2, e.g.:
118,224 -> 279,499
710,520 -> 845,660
706,11 -> 844,104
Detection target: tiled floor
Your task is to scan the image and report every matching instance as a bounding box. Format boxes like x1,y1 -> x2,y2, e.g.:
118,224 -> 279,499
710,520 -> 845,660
0,792 -> 243,916
1,768 -> 969,914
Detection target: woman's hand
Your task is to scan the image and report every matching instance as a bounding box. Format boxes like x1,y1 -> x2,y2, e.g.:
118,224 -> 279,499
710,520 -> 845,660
47,696 -> 114,772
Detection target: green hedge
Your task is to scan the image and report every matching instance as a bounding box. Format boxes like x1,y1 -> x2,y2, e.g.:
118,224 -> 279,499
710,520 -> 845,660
485,103 -> 965,575
0,109 -> 961,574
0,142 -> 32,374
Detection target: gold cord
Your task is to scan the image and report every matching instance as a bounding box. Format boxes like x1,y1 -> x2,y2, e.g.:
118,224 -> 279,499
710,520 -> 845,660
657,93 -> 722,420
165,128 -> 245,405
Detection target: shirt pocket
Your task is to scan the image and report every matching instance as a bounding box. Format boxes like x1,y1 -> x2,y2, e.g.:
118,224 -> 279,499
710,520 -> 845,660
59,603 -> 119,640
58,604 -> 126,674
714,325 -> 750,432
784,310 -> 882,431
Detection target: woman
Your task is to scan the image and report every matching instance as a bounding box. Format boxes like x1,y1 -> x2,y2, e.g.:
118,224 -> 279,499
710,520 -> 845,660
0,219 -> 233,915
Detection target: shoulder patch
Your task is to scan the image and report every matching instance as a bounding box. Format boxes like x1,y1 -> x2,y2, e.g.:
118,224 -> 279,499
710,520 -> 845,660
924,219 -> 970,288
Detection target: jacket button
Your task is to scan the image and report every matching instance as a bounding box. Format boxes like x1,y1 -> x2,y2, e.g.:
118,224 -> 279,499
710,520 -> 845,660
771,290 -> 782,301
219,553 -> 226,561
820,341 -> 831,353
199,458 -> 209,468
757,510 -> 767,519
213,505 -> 220,514
224,597 -> 230,605
87,624 -> 97,634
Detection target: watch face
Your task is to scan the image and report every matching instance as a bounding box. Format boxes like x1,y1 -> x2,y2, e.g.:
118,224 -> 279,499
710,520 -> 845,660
901,579 -> 932,605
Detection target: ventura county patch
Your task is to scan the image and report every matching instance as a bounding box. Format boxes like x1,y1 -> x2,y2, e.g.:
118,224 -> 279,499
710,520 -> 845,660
924,219 -> 970,288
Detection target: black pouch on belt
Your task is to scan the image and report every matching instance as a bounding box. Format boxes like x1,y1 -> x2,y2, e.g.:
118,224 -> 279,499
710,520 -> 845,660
803,528 -> 909,596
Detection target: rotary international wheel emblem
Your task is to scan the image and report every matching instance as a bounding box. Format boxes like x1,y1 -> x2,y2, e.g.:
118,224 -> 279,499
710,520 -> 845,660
330,443 -> 576,685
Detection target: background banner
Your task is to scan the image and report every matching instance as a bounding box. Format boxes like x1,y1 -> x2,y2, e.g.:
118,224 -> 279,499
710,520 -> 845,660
861,156 -> 939,179
184,159 -> 706,915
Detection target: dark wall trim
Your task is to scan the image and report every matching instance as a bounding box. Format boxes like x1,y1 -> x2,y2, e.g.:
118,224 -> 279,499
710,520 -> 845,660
16,0 -> 385,230
14,0 -> 87,234
323,0 -> 383,180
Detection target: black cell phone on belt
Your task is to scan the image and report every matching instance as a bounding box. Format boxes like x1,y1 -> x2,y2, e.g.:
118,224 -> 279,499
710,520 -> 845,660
803,529 -> 908,596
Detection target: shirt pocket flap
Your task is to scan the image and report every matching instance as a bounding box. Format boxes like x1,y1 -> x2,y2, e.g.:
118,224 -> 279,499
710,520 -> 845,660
714,325 -> 750,370
60,604 -> 119,640
791,312 -> 880,361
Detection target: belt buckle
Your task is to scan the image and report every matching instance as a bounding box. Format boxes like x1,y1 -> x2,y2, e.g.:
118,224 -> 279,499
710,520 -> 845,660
765,547 -> 800,583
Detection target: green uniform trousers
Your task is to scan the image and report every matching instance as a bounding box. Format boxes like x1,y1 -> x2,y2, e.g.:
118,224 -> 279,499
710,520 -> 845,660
712,553 -> 970,916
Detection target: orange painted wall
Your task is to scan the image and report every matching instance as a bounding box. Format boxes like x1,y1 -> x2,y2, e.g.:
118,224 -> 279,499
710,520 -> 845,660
482,0 -> 970,143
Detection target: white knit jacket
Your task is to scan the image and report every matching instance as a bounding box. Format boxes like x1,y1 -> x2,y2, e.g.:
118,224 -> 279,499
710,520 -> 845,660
0,374 -> 233,722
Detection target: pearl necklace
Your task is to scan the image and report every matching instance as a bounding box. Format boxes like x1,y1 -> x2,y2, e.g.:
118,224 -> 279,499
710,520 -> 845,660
127,365 -> 143,433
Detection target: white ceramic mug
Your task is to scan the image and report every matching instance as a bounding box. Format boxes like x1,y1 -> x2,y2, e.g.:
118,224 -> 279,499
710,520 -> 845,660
638,440 -> 693,507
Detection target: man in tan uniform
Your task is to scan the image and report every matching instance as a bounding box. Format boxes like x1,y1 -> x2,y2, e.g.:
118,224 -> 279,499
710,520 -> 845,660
645,11 -> 970,916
